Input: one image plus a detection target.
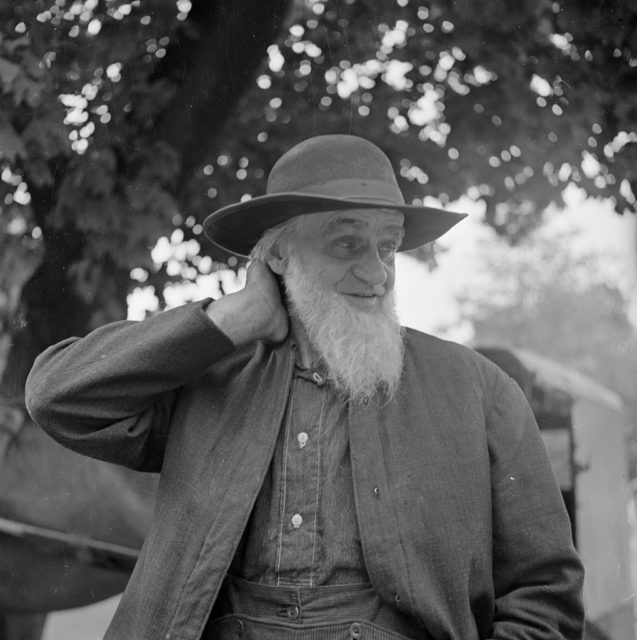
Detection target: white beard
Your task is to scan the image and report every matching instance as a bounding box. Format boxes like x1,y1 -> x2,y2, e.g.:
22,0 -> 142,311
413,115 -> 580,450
283,254 -> 404,402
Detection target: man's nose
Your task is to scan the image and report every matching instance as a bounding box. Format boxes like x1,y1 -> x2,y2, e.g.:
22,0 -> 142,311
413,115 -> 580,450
352,249 -> 388,287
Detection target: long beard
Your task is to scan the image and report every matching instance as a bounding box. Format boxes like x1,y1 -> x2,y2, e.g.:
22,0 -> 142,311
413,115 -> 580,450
284,254 -> 404,402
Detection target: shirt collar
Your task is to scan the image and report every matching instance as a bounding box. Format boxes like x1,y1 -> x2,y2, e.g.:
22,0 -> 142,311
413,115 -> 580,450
291,341 -> 330,385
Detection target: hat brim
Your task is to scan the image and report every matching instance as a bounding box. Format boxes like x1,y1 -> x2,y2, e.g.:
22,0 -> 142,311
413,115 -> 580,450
202,193 -> 467,258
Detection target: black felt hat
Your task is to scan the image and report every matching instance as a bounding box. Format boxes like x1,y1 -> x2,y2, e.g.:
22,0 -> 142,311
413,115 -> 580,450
203,134 -> 467,257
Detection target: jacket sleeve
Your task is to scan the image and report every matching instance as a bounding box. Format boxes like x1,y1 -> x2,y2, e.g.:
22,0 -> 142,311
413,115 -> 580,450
486,369 -> 585,640
25,300 -> 235,473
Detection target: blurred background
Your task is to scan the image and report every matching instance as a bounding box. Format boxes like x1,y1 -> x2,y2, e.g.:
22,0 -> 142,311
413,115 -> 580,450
0,0 -> 636,639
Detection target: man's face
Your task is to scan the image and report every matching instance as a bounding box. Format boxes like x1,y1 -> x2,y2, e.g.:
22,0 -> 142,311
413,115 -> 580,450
278,208 -> 405,400
291,208 -> 405,310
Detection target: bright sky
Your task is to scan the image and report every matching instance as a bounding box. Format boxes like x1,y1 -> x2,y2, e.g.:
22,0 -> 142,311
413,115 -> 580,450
128,186 -> 637,342
395,185 -> 637,342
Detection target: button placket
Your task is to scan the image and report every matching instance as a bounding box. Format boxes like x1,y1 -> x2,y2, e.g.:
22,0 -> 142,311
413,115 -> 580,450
270,369 -> 357,584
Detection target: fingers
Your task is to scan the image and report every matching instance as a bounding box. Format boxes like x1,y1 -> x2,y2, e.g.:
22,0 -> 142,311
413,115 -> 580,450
245,259 -> 270,283
245,260 -> 282,295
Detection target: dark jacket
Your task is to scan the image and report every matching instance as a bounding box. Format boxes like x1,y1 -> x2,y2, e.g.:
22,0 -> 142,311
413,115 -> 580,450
25,300 -> 584,640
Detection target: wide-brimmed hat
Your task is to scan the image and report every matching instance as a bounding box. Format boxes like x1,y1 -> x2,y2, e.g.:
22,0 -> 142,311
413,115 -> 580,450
203,134 -> 467,257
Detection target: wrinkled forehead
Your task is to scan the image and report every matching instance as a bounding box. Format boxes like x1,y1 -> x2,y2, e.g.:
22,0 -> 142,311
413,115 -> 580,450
301,208 -> 405,237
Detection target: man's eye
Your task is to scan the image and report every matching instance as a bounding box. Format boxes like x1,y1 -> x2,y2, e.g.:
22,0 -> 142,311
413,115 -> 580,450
334,237 -> 359,250
378,241 -> 399,256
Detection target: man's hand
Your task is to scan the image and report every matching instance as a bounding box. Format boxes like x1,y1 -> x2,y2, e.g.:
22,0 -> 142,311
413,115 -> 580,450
206,261 -> 289,347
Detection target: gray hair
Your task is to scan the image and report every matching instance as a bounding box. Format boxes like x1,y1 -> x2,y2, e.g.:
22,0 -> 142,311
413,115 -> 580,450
249,215 -> 305,263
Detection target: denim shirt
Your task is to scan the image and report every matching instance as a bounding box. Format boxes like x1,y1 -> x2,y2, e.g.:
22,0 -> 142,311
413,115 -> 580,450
235,357 -> 367,586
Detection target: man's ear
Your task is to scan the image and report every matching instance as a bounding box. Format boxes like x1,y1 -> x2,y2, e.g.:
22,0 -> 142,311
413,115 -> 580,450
266,242 -> 288,276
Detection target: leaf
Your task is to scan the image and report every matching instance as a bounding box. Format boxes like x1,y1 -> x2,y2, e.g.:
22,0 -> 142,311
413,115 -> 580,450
24,157 -> 54,187
4,36 -> 31,55
0,56 -> 20,91
11,72 -> 43,107
0,120 -> 25,161
21,109 -> 71,158
0,227 -> 42,317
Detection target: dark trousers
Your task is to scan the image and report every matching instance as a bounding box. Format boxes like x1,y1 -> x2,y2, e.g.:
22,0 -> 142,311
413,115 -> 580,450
203,576 -> 425,639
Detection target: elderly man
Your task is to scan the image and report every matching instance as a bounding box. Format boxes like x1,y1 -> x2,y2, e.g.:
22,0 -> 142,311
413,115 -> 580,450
26,135 -> 584,640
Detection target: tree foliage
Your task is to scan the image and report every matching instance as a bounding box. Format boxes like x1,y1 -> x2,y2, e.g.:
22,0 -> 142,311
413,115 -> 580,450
1,0 -> 636,400
207,0 -> 637,238
0,0 -> 290,397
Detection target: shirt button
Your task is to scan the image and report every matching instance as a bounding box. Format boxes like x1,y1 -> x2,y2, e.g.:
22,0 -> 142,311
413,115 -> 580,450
232,619 -> 244,638
312,371 -> 324,384
291,513 -> 303,528
297,432 -> 309,448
